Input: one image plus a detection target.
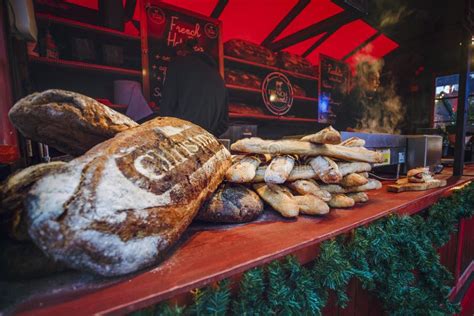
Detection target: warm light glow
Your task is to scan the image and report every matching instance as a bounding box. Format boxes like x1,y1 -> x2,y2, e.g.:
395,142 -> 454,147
269,94 -> 277,102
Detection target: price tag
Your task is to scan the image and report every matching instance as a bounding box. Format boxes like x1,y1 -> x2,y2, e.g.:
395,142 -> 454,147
373,148 -> 391,166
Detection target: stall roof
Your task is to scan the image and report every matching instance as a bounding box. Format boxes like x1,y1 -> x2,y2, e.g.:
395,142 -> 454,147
66,0 -> 398,65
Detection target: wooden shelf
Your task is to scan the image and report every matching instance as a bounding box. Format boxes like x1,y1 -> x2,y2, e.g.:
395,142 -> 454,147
226,84 -> 318,102
29,56 -> 142,77
35,13 -> 140,41
224,56 -> 318,81
229,112 -> 319,123
11,168 -> 474,315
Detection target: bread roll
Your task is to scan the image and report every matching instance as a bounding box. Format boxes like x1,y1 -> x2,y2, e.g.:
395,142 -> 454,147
197,183 -> 263,223
329,194 -> 355,208
225,156 -> 261,183
9,90 -> 138,155
340,173 -> 369,187
320,179 -> 382,193
293,195 -> 330,215
252,165 -> 318,183
264,155 -> 295,184
26,117 -> 231,276
0,162 -> 66,241
253,183 -> 299,218
347,192 -> 369,203
287,179 -> 331,202
301,126 -> 341,144
309,156 -> 342,184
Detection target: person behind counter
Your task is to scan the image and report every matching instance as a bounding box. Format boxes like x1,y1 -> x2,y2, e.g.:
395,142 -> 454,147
159,39 -> 228,137
334,61 -> 383,132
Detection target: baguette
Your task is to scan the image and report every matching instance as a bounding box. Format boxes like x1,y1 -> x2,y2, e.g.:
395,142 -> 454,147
264,155 -> 295,184
231,138 -> 384,163
340,173 -> 369,187
340,137 -> 365,147
225,156 -> 261,183
337,162 -> 372,176
287,179 -> 331,202
328,194 -> 355,208
347,192 -> 369,203
253,183 -> 299,218
309,156 -> 342,184
293,195 -> 330,215
300,126 -> 341,144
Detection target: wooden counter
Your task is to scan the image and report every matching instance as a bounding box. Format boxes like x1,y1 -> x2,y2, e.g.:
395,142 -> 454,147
12,167 -> 474,315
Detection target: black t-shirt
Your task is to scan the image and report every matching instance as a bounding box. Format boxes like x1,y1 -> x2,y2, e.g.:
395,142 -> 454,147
160,52 -> 228,137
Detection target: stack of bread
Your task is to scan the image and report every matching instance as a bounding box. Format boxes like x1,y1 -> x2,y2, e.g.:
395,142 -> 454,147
225,126 -> 384,217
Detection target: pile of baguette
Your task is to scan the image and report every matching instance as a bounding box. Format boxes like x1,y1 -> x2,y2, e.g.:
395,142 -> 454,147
225,126 -> 384,217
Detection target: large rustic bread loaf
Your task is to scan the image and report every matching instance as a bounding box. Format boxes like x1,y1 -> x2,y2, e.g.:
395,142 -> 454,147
8,89 -> 138,155
26,117 -> 231,276
197,183 -> 263,223
0,161 -> 66,241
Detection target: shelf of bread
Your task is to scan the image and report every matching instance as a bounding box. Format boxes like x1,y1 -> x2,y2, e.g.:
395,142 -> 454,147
224,55 -> 318,81
225,84 -> 318,102
35,13 -> 140,41
28,55 -> 142,77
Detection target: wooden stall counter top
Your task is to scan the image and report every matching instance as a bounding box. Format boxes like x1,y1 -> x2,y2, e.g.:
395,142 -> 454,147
15,166 -> 474,316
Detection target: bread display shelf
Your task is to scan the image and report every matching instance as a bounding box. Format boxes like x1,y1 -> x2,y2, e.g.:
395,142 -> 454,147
229,112 -> 319,123
28,56 -> 142,77
225,84 -> 318,102
35,13 -> 140,41
11,167 -> 473,316
224,56 -> 318,81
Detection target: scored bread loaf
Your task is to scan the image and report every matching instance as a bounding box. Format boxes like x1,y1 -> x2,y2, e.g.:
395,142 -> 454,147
329,194 -> 355,208
9,89 -> 138,155
197,183 -> 263,223
264,155 -> 295,184
253,183 -> 299,218
225,156 -> 261,183
0,161 -> 66,241
26,117 -> 231,276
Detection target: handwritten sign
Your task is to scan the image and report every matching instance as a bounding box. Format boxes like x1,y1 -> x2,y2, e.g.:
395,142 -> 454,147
141,1 -> 222,107
318,54 -> 350,123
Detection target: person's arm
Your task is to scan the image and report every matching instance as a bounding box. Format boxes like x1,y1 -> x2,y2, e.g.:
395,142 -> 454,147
160,62 -> 178,117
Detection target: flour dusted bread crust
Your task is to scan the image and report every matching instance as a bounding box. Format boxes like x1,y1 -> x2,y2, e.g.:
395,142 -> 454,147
197,183 -> 263,223
26,117 -> 231,276
9,89 -> 138,155
0,162 -> 66,241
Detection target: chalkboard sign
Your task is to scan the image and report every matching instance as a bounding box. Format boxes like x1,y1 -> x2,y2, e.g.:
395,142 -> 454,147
141,1 -> 223,107
318,54 -> 350,123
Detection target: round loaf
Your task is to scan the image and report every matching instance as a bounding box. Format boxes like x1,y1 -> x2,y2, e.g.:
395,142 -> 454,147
197,183 -> 263,223
26,117 -> 231,276
9,89 -> 138,155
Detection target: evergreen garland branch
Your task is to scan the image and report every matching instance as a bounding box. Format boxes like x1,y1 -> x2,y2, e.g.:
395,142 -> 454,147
135,182 -> 474,316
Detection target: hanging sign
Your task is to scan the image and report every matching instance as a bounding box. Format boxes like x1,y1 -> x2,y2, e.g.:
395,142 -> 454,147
261,72 -> 294,116
141,1 -> 223,107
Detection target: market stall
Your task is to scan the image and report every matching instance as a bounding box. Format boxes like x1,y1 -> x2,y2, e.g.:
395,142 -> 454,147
1,0 -> 473,315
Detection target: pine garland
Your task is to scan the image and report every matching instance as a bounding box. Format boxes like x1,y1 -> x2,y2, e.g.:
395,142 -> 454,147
132,182 -> 474,316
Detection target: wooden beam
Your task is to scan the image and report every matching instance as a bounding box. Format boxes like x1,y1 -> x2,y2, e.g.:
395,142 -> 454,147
211,0 -> 228,19
261,0 -> 310,47
342,32 -> 380,61
302,30 -> 336,58
268,11 -> 356,51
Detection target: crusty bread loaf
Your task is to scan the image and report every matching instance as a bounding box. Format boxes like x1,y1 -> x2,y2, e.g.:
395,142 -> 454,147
9,89 -> 138,155
197,183 -> 263,223
301,126 -> 341,145
26,117 -> 231,276
0,162 -> 66,241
